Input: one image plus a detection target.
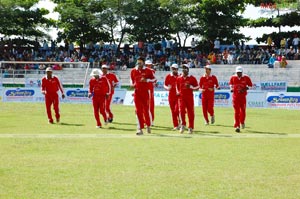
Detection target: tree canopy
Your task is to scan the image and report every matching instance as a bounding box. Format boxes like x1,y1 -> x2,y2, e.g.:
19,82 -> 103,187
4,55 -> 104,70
1,0 -> 300,50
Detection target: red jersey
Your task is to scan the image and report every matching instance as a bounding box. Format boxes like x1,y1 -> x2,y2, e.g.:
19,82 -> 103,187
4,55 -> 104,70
41,75 -> 64,95
199,74 -> 219,97
229,74 -> 252,98
89,76 -> 111,97
130,66 -> 155,93
104,72 -> 119,94
147,68 -> 156,92
164,73 -> 179,98
176,75 -> 198,97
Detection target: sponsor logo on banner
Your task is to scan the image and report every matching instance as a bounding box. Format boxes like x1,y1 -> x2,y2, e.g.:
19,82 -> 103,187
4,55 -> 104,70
199,90 -> 231,107
260,81 -> 287,92
219,81 -> 230,90
4,88 -> 35,102
266,92 -> 300,109
65,89 -> 89,103
25,78 -> 42,87
247,91 -> 266,108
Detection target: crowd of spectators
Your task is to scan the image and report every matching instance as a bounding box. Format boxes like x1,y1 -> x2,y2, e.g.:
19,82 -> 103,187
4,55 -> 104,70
0,35 -> 300,74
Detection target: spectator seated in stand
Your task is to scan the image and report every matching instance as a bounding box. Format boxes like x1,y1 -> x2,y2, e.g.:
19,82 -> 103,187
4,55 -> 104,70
52,64 -> 62,70
268,54 -> 276,68
280,56 -> 288,68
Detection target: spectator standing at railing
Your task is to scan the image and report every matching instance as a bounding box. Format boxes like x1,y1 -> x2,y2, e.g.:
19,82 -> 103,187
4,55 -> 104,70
41,67 -> 65,124
292,34 -> 299,53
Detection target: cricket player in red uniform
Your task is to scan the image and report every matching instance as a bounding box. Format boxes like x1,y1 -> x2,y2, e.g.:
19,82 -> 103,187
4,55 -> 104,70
199,65 -> 220,125
176,64 -> 199,134
145,60 -> 157,125
41,67 -> 65,124
229,66 -> 253,133
164,63 -> 180,130
88,69 -> 111,128
101,64 -> 119,123
130,57 -> 156,135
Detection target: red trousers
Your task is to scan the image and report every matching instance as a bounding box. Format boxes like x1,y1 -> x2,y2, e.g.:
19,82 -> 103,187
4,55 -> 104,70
134,91 -> 151,129
201,95 -> 214,123
149,89 -> 155,123
106,93 -> 114,119
169,95 -> 180,128
232,97 -> 246,128
45,93 -> 60,122
93,96 -> 108,126
179,96 -> 195,129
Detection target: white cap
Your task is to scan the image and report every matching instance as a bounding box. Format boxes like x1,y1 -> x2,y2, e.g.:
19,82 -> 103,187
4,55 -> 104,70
205,65 -> 211,69
182,63 -> 189,68
45,67 -> 52,72
171,64 -> 178,69
145,60 -> 153,65
236,66 -> 243,73
90,69 -> 102,76
101,64 -> 109,69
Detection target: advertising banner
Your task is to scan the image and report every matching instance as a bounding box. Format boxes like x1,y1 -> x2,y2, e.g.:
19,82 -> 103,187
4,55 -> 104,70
2,88 -> 127,104
260,81 -> 287,92
266,92 -> 300,109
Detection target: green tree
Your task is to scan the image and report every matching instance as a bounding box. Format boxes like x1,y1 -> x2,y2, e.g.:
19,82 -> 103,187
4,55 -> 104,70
53,0 -> 109,50
0,0 -> 54,40
124,0 -> 172,43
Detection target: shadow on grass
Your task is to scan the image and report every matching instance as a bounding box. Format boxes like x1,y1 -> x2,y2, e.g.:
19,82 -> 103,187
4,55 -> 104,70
150,133 -> 193,139
59,123 -> 85,126
107,126 -> 136,132
246,130 -> 287,135
112,122 -> 136,126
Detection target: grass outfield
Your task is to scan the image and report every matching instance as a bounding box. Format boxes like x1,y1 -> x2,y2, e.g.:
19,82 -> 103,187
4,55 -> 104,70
1,102 -> 300,199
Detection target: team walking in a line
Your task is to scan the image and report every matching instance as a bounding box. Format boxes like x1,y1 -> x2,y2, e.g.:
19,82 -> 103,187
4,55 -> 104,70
41,56 -> 252,134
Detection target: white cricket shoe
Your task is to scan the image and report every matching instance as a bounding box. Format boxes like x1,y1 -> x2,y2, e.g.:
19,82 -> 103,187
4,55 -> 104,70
136,129 -> 144,135
179,125 -> 185,134
241,123 -> 245,129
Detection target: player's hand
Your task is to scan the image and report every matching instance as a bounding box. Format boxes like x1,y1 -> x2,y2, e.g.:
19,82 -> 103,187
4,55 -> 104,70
88,93 -> 92,98
106,93 -> 109,98
62,94 -> 65,99
42,91 -> 46,95
217,87 -> 221,90
208,88 -> 214,91
230,89 -> 233,93
185,83 -> 190,88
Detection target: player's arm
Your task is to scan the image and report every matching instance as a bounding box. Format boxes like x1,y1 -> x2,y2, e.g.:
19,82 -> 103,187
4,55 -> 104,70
57,77 -> 65,99
163,76 -> 171,90
190,76 -> 199,90
88,80 -> 93,98
214,76 -> 220,90
41,78 -> 46,95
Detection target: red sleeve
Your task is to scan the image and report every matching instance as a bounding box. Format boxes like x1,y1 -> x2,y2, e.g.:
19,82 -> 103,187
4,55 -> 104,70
55,77 -> 64,94
41,77 -> 46,92
191,76 -> 198,87
199,77 -> 204,88
246,76 -> 253,87
130,69 -> 135,86
89,79 -> 94,94
213,75 -> 219,88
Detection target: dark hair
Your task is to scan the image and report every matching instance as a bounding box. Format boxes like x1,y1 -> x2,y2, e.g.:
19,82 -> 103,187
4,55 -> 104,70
137,56 -> 145,62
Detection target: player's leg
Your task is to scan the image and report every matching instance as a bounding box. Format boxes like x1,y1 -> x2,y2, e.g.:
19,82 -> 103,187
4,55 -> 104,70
45,95 -> 53,123
202,97 -> 209,124
53,94 -> 60,123
93,98 -> 102,127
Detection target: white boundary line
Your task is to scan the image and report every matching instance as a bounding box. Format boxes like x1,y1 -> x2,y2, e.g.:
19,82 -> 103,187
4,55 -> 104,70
1,133 -> 300,138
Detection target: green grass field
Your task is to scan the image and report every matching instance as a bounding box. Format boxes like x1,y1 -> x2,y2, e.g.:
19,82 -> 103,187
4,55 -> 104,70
1,102 -> 300,199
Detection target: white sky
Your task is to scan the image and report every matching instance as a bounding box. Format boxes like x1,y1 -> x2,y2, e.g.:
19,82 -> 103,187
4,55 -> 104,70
37,1 -> 300,45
